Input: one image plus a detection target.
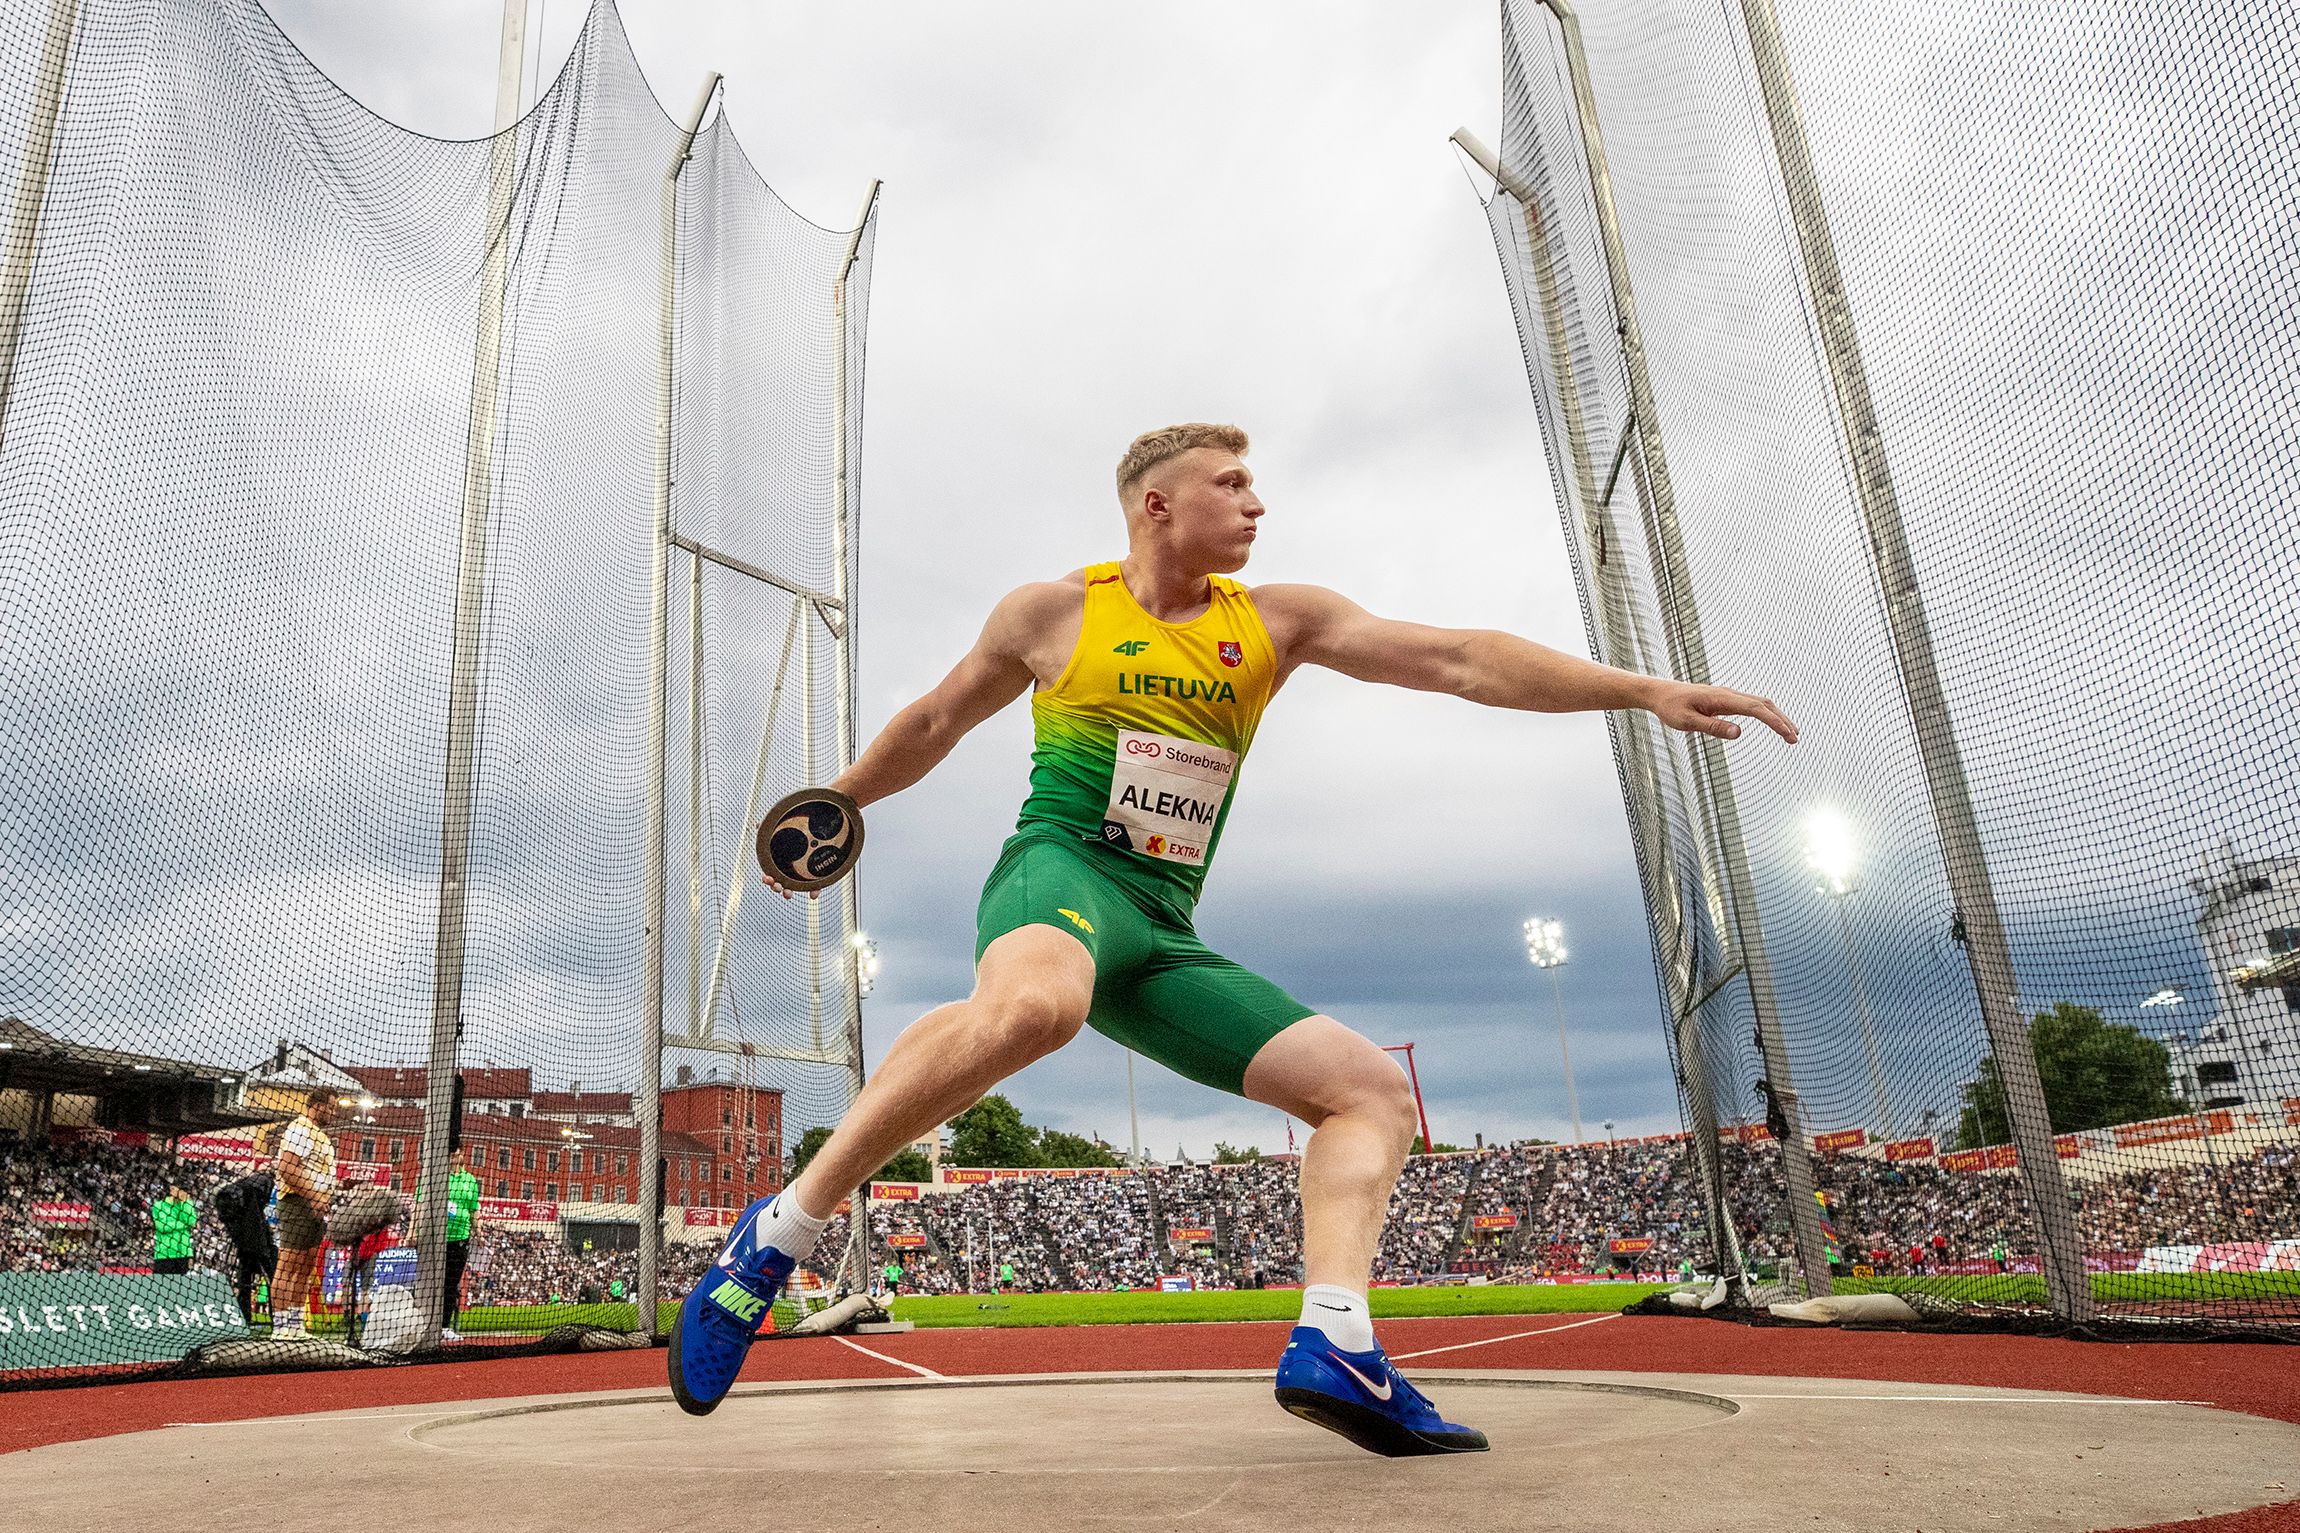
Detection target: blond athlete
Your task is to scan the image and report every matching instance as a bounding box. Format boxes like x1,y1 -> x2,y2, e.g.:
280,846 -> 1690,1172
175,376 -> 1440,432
670,423 -> 1797,1454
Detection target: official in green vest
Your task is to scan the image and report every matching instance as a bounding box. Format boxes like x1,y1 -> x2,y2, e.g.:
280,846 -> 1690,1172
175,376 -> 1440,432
151,1183 -> 198,1275
443,1146 -> 480,1340
882,1259 -> 904,1294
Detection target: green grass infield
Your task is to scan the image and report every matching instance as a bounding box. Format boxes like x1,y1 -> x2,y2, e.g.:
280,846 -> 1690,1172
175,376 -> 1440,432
322,1269 -> 2293,1340
882,1283 -> 1671,1329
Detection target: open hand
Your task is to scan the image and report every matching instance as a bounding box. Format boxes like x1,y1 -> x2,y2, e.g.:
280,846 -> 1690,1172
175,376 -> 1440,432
1650,682 -> 1798,744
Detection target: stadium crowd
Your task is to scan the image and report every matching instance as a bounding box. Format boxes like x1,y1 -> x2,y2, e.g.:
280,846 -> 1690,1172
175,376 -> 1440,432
5,1132 -> 2296,1298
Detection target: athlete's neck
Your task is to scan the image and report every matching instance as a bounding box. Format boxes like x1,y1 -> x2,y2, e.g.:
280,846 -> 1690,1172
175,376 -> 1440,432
1117,550 -> 1216,624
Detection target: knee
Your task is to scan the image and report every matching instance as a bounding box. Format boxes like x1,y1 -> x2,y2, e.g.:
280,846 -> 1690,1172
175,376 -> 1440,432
985,984 -> 1088,1058
1362,1068 -> 1420,1150
1312,1060 -> 1418,1152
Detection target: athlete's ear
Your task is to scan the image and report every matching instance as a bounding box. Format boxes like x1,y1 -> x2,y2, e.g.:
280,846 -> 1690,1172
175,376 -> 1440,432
1140,486 -> 1169,523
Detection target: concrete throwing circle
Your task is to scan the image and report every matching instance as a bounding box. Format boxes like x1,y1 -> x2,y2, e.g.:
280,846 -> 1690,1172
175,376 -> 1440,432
4,1370 -> 2296,1532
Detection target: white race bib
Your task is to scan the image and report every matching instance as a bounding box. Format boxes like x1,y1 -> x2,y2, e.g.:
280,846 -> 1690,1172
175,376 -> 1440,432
1100,728 -> 1235,865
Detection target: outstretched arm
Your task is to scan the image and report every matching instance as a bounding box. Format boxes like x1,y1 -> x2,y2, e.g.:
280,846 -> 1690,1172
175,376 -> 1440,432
1259,583 -> 1797,744
827,583 -> 1056,809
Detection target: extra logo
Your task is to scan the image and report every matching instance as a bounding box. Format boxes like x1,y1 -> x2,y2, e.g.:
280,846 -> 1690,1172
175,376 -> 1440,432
1056,907 -> 1095,935
1144,835 -> 1166,855
1216,640 -> 1243,668
1112,639 -> 1150,656
1123,738 -> 1163,758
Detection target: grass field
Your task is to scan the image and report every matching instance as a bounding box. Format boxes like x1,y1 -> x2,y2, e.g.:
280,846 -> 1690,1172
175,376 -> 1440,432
1835,1271 -> 2300,1306
882,1283 -> 1670,1329
299,1270 -> 2296,1339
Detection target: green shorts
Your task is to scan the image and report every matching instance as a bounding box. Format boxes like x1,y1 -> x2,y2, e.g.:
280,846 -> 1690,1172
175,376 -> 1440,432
974,831 -> 1317,1095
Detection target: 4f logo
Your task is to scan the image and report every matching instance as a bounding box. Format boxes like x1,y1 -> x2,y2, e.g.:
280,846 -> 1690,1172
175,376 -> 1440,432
1112,639 -> 1150,656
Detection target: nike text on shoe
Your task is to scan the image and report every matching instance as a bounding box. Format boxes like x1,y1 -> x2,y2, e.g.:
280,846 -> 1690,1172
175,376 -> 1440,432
1272,1326 -> 1490,1457
668,1194 -> 798,1416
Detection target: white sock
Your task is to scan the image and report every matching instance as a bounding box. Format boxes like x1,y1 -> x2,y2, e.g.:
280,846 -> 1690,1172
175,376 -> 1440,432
1299,1284 -> 1376,1353
733,1193 -> 827,1264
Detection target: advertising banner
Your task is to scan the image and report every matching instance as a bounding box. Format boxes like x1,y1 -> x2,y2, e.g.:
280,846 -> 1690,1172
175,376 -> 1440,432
1938,1149 -> 1990,1173
1883,1137 -> 1936,1162
321,1245 -> 417,1303
1158,1275 -> 1193,1292
2112,1111 -> 2233,1149
1607,1237 -> 1654,1254
29,1201 -> 93,1227
477,1199 -> 559,1224
1169,1227 -> 1214,1242
176,1132 -> 265,1165
337,1161 -> 393,1187
1985,1145 -> 2020,1170
1471,1213 -> 1518,1230
943,1169 -> 991,1185
1812,1128 -> 1867,1153
0,1272 -> 247,1370
2284,1098 -> 2300,1129
49,1126 -> 149,1149
683,1206 -> 741,1228
870,1183 -> 921,1201
885,1233 -> 927,1249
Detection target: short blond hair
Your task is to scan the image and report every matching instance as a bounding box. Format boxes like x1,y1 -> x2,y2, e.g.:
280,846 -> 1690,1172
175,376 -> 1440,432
1116,422 -> 1249,503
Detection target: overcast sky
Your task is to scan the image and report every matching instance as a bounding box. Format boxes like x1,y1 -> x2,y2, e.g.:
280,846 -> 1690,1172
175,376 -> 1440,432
242,0 -> 1679,1157
7,0 -> 2289,1162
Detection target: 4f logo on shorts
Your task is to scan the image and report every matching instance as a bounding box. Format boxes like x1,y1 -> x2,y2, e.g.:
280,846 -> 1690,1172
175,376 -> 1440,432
1056,908 -> 1094,934
1216,640 -> 1243,668
1112,639 -> 1150,656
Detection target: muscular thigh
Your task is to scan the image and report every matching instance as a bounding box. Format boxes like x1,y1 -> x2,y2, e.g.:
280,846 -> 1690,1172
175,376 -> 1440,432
1089,930 -> 1316,1096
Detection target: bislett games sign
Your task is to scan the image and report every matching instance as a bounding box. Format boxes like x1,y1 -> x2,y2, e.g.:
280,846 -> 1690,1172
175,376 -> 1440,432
0,1272 -> 247,1370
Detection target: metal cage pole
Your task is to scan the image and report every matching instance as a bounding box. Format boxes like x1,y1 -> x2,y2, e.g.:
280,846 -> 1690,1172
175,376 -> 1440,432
1732,0 -> 2091,1317
1535,0 -> 1834,1297
412,0 -> 528,1350
0,0 -> 79,445
639,70 -> 723,1341
830,181 -> 878,1295
1454,125 -> 1742,1287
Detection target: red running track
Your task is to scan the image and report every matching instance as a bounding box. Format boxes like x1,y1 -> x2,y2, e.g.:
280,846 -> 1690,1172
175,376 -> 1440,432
3,1315 -> 2295,1532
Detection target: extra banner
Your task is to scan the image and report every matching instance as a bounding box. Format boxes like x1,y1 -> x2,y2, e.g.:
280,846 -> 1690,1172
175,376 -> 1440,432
0,1272 -> 247,1371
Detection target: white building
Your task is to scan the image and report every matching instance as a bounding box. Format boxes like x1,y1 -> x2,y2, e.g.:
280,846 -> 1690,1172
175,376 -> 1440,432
2185,848 -> 2300,1111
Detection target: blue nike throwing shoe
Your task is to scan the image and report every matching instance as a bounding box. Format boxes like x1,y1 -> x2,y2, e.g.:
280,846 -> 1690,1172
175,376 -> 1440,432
1273,1326 -> 1490,1456
668,1194 -> 799,1416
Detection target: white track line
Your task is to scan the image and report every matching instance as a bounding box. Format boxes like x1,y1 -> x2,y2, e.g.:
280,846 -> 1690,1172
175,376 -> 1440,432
1727,1393 -> 2213,1406
833,1334 -> 942,1377
1388,1311 -> 1621,1361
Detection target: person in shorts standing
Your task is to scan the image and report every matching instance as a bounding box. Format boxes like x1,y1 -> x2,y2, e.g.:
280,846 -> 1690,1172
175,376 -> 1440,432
269,1088 -> 339,1339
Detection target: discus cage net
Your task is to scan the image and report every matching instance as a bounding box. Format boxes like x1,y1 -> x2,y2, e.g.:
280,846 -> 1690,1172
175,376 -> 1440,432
0,0 -> 877,1381
1469,0 -> 2300,1332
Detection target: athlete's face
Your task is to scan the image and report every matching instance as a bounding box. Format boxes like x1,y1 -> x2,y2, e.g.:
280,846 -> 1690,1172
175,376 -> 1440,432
1148,449 -> 1263,573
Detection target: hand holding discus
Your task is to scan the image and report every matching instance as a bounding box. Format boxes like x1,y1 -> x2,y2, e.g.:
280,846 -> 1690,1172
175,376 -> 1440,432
756,787 -> 866,899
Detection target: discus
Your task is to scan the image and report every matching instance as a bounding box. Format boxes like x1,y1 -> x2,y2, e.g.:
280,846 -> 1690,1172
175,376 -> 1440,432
756,787 -> 865,893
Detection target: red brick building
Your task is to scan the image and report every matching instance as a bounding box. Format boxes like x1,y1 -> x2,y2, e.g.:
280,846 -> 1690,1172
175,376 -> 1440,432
338,1071 -> 782,1210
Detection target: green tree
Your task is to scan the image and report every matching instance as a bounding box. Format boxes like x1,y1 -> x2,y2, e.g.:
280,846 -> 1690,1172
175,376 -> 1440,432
1212,1141 -> 1262,1164
1037,1129 -> 1121,1168
789,1126 -> 933,1185
1410,1137 -> 1467,1155
876,1145 -> 934,1184
788,1125 -> 833,1179
946,1093 -> 1042,1168
1955,1002 -> 2186,1148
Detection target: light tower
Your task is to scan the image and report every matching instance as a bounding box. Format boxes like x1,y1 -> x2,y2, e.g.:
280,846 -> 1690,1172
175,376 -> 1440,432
1524,918 -> 1584,1143
1805,808 -> 1893,1139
